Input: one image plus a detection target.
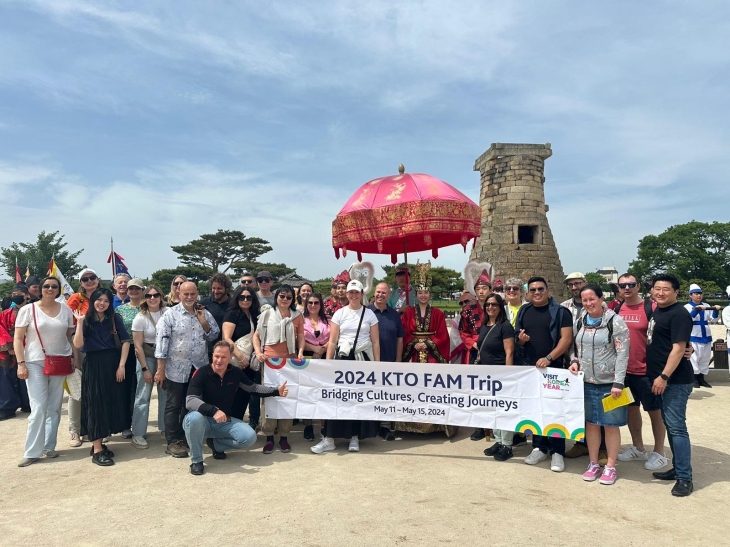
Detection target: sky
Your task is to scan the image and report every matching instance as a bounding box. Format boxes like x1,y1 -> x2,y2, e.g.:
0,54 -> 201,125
1,1 -> 728,282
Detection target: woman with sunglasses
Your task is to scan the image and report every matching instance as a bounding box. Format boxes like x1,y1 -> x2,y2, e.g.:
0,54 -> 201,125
65,268 -> 102,447
14,277 -> 75,467
166,275 -> 188,307
302,293 -> 330,441
115,278 -> 146,439
222,285 -> 261,422
253,284 -> 304,454
296,283 -> 314,313
130,285 -> 167,448
72,288 -> 131,466
478,294 -> 517,461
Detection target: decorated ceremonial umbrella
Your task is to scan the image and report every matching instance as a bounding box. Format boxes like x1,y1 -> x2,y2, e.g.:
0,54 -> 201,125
332,165 -> 481,264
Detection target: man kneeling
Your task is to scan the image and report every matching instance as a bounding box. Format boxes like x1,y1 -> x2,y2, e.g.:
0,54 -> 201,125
184,341 -> 288,475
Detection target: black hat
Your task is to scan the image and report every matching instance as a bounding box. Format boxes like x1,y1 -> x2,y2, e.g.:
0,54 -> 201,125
25,275 -> 40,287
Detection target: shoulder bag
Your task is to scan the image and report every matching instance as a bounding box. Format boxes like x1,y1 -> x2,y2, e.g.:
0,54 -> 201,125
249,308 -> 270,372
141,312 -> 158,358
471,323 -> 496,365
337,307 -> 366,361
111,316 -> 123,351
33,304 -> 74,376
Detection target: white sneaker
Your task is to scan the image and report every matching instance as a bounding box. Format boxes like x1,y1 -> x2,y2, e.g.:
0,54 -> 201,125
617,445 -> 648,462
524,448 -> 548,465
69,432 -> 82,448
348,437 -> 360,452
644,452 -> 668,470
550,453 -> 565,472
132,435 -> 148,449
311,437 -> 335,454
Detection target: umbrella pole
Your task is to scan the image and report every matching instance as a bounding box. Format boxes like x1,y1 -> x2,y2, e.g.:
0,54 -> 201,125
404,238 -> 409,306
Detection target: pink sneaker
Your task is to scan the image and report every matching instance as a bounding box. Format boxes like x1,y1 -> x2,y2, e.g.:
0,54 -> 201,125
599,466 -> 617,485
582,461 -> 602,482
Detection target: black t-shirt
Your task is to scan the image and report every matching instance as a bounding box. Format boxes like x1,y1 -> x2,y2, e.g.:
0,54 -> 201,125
521,304 -> 572,367
200,296 -> 230,347
475,321 -> 515,365
646,302 -> 693,384
222,309 -> 255,342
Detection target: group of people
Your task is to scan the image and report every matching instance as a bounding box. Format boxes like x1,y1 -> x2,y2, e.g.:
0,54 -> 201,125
1,263 -> 725,496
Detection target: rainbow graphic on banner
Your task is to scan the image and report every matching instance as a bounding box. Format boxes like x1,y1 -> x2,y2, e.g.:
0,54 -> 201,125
515,420 -> 542,436
515,420 -> 584,441
265,358 -> 310,370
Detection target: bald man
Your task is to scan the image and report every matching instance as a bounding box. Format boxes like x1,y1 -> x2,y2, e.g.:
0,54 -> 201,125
155,281 -> 220,458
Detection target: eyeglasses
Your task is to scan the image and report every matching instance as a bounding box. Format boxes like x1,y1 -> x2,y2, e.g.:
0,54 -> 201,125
528,287 -> 546,293
145,293 -> 161,299
278,294 -> 292,300
80,276 -> 98,283
42,284 -> 59,290
458,300 -> 472,306
238,295 -> 253,301
257,278 -> 272,283
307,301 -> 320,306
618,282 -> 637,289
485,302 -> 501,308
567,281 -> 584,288
173,282 -> 184,287
505,286 -> 521,292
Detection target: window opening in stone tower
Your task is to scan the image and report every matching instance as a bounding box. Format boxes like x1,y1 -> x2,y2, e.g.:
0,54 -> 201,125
518,225 -> 538,244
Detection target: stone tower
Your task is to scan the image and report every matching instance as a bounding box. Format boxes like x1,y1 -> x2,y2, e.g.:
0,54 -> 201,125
469,142 -> 566,297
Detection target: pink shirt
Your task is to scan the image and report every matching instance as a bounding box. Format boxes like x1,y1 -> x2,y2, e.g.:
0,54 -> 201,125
303,317 -> 330,347
618,301 -> 652,375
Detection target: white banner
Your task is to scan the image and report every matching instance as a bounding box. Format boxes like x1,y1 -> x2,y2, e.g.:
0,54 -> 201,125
264,359 -> 586,440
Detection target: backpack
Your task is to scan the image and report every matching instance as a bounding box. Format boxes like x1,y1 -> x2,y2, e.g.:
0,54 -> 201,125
614,299 -> 653,321
574,314 -> 615,356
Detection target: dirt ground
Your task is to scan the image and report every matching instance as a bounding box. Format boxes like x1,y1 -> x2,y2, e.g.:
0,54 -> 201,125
1,373 -> 728,547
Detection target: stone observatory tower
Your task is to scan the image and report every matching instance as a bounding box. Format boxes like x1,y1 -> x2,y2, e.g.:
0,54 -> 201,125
469,142 -> 566,297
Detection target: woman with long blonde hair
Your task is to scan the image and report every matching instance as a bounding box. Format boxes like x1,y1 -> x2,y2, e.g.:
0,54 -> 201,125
166,275 -> 188,307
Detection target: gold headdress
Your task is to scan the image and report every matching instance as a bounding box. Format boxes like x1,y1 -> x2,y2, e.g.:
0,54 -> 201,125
414,260 -> 432,291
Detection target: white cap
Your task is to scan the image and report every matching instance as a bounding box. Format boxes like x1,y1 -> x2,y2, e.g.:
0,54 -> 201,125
78,268 -> 98,281
346,280 -> 364,292
688,283 -> 702,294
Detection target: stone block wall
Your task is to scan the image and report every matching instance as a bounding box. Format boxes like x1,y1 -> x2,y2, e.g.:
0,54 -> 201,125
469,143 -> 566,299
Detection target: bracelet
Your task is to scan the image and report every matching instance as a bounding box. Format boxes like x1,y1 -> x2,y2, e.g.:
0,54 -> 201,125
18,360 -> 26,365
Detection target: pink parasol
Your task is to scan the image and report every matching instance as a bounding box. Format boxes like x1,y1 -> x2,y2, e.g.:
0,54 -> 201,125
332,166 -> 481,264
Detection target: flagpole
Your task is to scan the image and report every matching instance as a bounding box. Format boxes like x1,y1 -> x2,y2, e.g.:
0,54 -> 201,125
111,236 -> 115,280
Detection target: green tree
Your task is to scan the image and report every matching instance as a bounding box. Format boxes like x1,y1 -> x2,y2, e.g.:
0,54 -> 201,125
0,231 -> 83,280
380,264 -> 463,299
629,221 -> 730,285
171,230 -> 272,273
678,279 -> 722,297
231,261 -> 295,281
585,272 -> 610,293
148,266 -> 215,292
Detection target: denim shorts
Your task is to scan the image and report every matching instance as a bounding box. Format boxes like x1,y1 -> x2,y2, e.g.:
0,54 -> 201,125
584,383 -> 628,427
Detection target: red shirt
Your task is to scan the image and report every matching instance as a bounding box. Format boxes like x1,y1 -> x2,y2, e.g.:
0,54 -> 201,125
618,301 -> 651,375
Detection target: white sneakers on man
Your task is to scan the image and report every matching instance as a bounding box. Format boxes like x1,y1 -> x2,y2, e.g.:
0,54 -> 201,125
550,453 -> 565,472
348,437 -> 360,452
523,448 -> 548,465
644,452 -> 668,470
311,437 -> 336,454
618,445 -> 648,461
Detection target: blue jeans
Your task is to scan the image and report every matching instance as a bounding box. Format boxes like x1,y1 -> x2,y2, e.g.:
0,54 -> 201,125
23,361 -> 65,458
661,383 -> 693,480
132,356 -> 159,436
183,411 -> 258,463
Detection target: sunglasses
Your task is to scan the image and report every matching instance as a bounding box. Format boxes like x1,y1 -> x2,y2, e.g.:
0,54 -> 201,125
505,286 -> 521,292
238,295 -> 253,301
528,287 -> 546,293
257,278 -> 272,283
240,279 -> 255,284
42,284 -> 59,290
80,276 -> 98,283
307,301 -> 320,306
173,282 -> 184,287
395,272 -> 406,277
485,302 -> 501,308
458,300 -> 472,306
278,294 -> 292,300
618,282 -> 637,289
145,293 -> 161,299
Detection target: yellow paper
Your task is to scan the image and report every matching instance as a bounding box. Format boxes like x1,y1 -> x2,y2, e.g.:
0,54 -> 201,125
602,387 -> 634,412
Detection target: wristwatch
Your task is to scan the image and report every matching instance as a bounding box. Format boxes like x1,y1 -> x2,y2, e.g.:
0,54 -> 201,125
545,354 -> 553,362
660,373 -> 669,381
141,366 -> 148,372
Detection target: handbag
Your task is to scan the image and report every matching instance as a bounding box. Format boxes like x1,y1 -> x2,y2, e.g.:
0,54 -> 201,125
32,303 -> 74,376
337,307 -> 366,361
249,309 -> 270,372
231,333 -> 254,368
111,318 -> 122,351
142,343 -> 156,358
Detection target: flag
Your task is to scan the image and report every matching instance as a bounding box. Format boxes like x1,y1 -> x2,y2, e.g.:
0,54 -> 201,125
15,258 -> 21,283
47,258 -> 74,301
25,265 -> 30,279
107,251 -> 129,275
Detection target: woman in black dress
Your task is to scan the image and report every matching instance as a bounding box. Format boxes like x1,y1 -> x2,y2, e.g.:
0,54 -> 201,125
221,285 -> 261,421
72,288 -> 131,466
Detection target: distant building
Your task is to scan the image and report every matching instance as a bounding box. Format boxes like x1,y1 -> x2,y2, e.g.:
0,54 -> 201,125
597,266 -> 619,284
276,272 -> 313,289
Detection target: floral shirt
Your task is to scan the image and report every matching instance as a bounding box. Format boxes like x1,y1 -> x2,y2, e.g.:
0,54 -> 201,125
115,302 -> 141,333
155,303 -> 220,383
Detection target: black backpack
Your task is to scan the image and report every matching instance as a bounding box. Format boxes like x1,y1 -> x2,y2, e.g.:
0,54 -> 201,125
574,314 -> 616,356
613,299 -> 653,322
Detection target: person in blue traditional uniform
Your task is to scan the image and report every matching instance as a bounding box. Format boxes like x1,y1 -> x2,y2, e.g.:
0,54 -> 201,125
684,284 -> 721,388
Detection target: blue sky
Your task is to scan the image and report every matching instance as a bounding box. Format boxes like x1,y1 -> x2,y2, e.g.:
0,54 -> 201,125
1,1 -> 728,281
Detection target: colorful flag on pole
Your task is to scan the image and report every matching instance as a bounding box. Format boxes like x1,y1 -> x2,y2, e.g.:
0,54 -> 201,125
15,258 -> 21,283
47,257 -> 74,301
107,251 -> 129,275
25,265 -> 30,279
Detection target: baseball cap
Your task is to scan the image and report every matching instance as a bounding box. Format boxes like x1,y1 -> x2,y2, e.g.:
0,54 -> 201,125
78,268 -> 98,281
127,278 -> 145,289
257,271 -> 272,279
347,280 -> 364,292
